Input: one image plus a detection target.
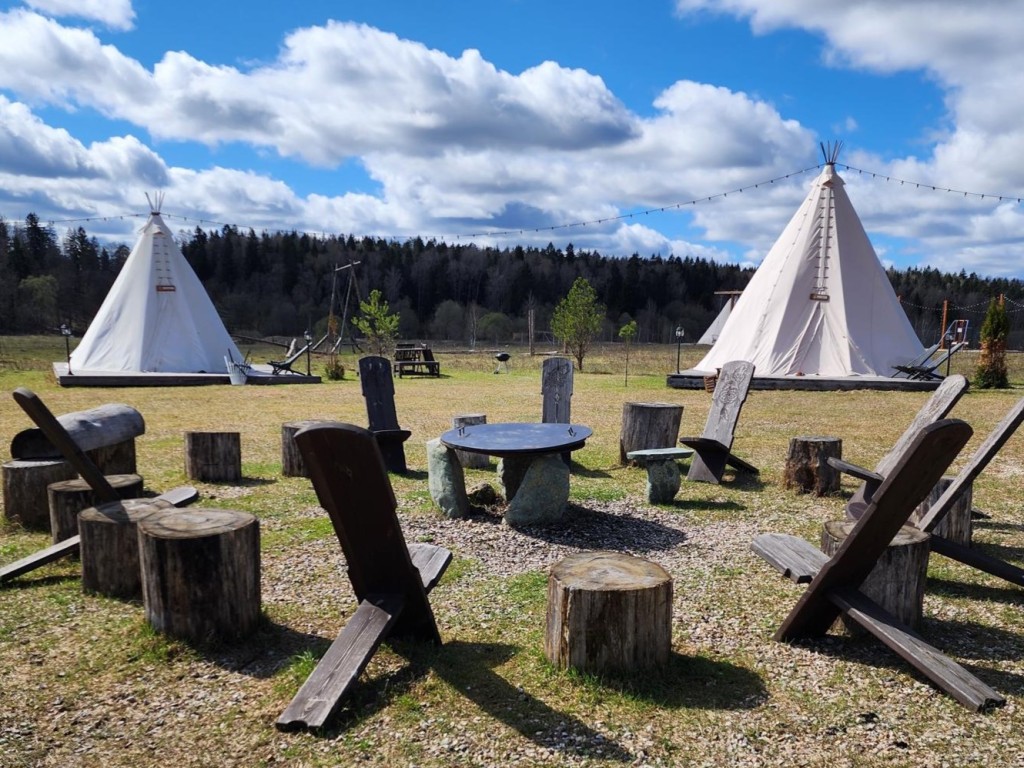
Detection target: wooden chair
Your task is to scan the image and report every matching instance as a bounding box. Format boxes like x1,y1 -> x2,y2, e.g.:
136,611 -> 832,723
276,422 -> 451,731
269,339 -> 312,375
752,419 -> 1004,712
891,342 -> 940,378
679,359 -> 758,483
829,374 -> 968,511
541,356 -> 573,464
359,355 -> 411,473
1,387 -> 197,584
893,342 -> 966,380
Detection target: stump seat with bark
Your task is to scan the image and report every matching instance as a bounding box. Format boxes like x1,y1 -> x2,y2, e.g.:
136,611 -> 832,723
626,447 -> 693,503
2,458 -> 77,530
184,431 -> 241,482
545,551 -> 672,674
619,402 -> 683,466
80,497 -> 175,598
48,473 -> 144,544
281,420 -> 331,477
451,414 -> 489,469
784,436 -> 842,496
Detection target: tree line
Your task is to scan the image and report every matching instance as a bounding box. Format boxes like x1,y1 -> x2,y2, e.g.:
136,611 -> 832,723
2,213 -> 1024,348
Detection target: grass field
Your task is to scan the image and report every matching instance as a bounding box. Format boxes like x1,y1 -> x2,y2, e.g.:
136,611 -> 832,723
2,337 -> 1024,767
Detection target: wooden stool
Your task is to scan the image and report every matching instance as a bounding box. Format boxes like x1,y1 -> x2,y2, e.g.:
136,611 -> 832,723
822,520 -> 929,633
48,473 -> 144,544
85,439 -> 138,476
281,420 -> 330,477
139,508 -> 261,643
545,551 -> 672,673
451,414 -> 489,469
784,436 -> 842,495
79,498 -> 175,598
912,476 -> 972,546
184,432 -> 241,482
626,447 -> 694,503
2,459 -> 77,530
619,402 -> 683,465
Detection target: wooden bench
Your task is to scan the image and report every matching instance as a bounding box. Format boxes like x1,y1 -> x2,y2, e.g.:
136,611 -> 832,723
276,422 -> 451,731
753,419 -> 1004,712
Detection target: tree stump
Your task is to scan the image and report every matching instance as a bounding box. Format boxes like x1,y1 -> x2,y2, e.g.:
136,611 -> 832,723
79,498 -> 175,598
784,436 -> 842,496
2,459 -> 77,530
911,476 -> 972,546
281,420 -> 329,477
85,439 -> 137,475
451,414 -> 489,469
619,402 -> 684,465
822,520 -> 929,633
184,432 -> 241,482
138,508 -> 261,643
47,473 -> 144,544
545,551 -> 672,673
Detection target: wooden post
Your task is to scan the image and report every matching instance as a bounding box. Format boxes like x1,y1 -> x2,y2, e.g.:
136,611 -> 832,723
822,520 -> 929,633
139,508 -> 261,643
451,414 -> 489,469
47,473 -> 144,544
912,476 -> 972,546
545,551 -> 672,673
619,402 -> 683,465
184,432 -> 241,482
784,436 -> 842,496
79,498 -> 175,598
281,420 -> 329,477
2,459 -> 77,530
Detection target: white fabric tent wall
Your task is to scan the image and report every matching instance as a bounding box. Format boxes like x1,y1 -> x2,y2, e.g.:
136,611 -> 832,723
71,211 -> 242,373
697,297 -> 735,345
695,163 -> 923,377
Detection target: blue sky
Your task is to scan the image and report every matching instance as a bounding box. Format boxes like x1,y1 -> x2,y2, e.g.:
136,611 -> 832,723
1,0 -> 1022,277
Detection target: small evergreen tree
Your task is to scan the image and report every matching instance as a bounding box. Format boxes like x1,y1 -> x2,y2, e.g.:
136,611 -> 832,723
975,297 -> 1009,388
551,277 -> 605,372
352,289 -> 400,356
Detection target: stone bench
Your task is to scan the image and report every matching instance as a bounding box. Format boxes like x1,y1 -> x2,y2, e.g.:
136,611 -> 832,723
626,447 -> 694,503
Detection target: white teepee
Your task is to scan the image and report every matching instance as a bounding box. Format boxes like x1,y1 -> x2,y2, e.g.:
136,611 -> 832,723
697,292 -> 740,345
71,196 -> 241,373
695,145 -> 923,377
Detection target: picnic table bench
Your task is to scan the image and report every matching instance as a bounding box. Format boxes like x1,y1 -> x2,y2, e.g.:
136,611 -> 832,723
392,344 -> 440,377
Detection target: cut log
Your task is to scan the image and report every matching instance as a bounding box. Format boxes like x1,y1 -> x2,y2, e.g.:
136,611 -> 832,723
619,402 -> 684,465
84,439 -> 137,475
784,436 -> 842,496
451,414 -> 489,469
79,498 -> 175,599
2,459 -> 77,530
138,508 -> 261,643
184,432 -> 241,483
47,473 -> 144,544
821,520 -> 929,634
281,420 -> 329,477
545,551 -> 672,673
9,403 -> 144,461
912,476 -> 972,546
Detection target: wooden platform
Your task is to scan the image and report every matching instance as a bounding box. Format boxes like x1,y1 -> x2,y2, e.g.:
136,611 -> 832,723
666,369 -> 941,392
53,363 -> 321,388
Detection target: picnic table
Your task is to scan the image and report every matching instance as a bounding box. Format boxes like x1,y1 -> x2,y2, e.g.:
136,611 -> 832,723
393,344 -> 440,377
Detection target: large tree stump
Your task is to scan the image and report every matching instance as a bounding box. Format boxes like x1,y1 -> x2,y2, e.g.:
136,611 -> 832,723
822,520 -> 929,633
47,473 -> 144,544
545,551 -> 672,673
138,508 -> 261,643
281,420 -> 329,477
79,498 -> 175,598
184,432 -> 241,482
619,402 -> 684,465
911,476 -> 972,546
784,436 -> 842,496
2,459 -> 77,530
85,439 -> 137,475
451,414 -> 490,469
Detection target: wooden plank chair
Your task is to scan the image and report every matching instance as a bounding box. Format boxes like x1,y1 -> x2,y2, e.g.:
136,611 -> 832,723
752,419 -> 1004,712
893,342 -> 966,380
269,339 -> 312,375
679,359 -> 758,483
1,387 -> 198,584
358,355 -> 411,473
891,342 -> 940,378
541,356 -> 574,464
276,422 -> 451,731
829,373 -> 969,514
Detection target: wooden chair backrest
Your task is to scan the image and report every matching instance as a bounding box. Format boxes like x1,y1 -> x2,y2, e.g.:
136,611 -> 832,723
541,357 -> 573,424
359,355 -> 401,432
422,348 -> 436,363
700,360 -> 755,447
294,421 -> 438,637
780,418 -> 972,638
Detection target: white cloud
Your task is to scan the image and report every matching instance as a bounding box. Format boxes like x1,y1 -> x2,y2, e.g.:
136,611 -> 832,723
24,0 -> 134,31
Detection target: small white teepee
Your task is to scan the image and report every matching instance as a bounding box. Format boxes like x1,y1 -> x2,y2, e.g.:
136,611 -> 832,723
697,292 -> 740,345
695,144 -> 923,377
71,195 -> 242,373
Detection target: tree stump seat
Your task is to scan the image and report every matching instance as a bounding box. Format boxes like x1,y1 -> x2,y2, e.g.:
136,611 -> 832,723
626,447 -> 694,503
545,551 -> 672,673
451,414 -> 489,469
619,402 -> 684,466
2,459 -> 77,530
184,432 -> 241,483
784,436 -> 842,496
281,420 -> 331,477
48,473 -> 144,544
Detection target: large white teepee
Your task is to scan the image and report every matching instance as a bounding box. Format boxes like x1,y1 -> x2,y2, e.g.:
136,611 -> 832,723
695,148 -> 923,377
71,197 -> 241,373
